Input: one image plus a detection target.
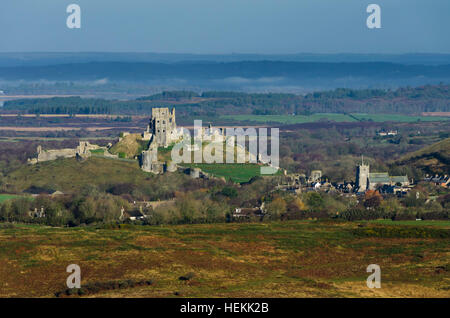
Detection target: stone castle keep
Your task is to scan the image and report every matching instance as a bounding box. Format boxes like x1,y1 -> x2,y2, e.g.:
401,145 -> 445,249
140,107 -> 180,173
142,108 -> 178,147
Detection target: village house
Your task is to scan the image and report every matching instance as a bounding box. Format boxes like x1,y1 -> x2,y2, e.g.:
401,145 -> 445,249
377,130 -> 398,137
28,207 -> 45,218
232,207 -> 265,220
423,174 -> 449,187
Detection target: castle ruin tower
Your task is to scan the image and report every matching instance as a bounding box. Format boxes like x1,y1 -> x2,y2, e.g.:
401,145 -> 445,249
140,107 -> 179,172
149,107 -> 177,148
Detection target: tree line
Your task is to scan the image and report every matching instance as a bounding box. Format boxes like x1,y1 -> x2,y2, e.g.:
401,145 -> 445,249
4,84 -> 449,116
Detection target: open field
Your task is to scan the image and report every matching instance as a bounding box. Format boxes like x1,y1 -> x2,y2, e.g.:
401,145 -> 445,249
220,113 -> 450,124
221,113 -> 357,124
0,126 -> 139,132
0,194 -> 20,203
0,220 -> 448,297
181,163 -> 269,183
351,113 -> 450,122
155,141 -> 273,183
0,137 -> 115,142
369,220 -> 450,227
422,112 -> 450,117
0,114 -> 147,119
0,95 -> 79,102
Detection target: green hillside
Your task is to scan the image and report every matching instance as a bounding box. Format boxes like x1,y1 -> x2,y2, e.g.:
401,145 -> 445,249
4,155 -> 267,196
4,157 -> 166,194
396,138 -> 450,174
182,163 -> 268,183
0,194 -> 21,203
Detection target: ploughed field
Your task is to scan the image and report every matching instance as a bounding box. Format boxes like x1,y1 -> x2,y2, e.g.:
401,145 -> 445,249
0,220 -> 448,297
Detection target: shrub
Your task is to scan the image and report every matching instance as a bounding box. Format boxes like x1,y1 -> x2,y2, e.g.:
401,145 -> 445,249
364,190 -> 383,209
266,197 -> 287,219
220,186 -> 238,198
304,192 -> 324,210
352,226 -> 450,239
339,207 -> 385,221
392,211 -> 416,221
0,222 -> 14,229
55,278 -> 154,297
417,210 -> 449,220
282,209 -> 329,220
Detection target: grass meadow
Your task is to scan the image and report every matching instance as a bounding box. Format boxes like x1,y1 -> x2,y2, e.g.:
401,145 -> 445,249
0,194 -> 20,203
181,163 -> 269,183
0,220 -> 448,297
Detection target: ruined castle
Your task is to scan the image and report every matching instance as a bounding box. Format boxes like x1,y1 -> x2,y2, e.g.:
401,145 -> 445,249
139,109 -> 262,173
140,107 -> 180,173
142,108 -> 178,147
27,107 -> 261,177
27,108 -> 181,174
28,141 -> 101,164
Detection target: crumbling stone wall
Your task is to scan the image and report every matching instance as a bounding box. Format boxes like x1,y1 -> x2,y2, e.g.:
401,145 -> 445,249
140,148 -> 164,174
28,141 -> 100,164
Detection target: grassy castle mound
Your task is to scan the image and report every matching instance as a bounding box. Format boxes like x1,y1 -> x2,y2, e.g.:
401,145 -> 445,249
4,156 -> 188,197
109,133 -> 149,159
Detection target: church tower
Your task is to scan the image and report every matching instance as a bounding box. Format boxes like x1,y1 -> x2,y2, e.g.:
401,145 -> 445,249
356,156 -> 370,192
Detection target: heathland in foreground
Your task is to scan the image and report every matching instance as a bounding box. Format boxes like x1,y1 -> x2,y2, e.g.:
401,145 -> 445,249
0,220 -> 448,298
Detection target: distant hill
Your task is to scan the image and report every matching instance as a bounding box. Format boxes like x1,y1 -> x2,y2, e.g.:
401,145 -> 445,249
396,138 -> 450,175
1,52 -> 450,67
3,85 -> 450,116
1,56 -> 449,92
1,61 -> 449,82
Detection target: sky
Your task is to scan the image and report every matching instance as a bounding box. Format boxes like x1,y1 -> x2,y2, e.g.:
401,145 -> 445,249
0,0 -> 449,54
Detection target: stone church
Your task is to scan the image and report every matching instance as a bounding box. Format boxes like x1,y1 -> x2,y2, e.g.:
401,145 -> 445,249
356,158 -> 409,193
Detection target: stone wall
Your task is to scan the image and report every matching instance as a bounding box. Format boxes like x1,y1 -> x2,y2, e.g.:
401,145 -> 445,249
141,148 -> 164,174
29,141 -> 101,164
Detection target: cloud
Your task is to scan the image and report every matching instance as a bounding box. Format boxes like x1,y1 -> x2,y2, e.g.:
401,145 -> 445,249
220,77 -> 285,84
93,78 -> 109,85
